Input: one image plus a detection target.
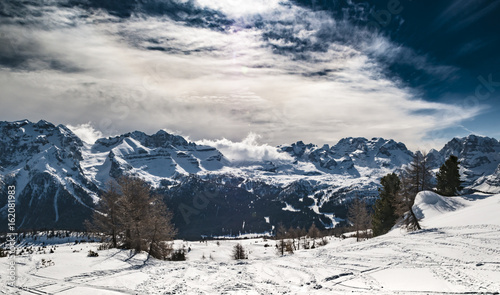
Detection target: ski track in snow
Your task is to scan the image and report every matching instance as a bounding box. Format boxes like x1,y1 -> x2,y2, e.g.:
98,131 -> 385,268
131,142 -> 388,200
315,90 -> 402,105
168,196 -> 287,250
2,194 -> 500,294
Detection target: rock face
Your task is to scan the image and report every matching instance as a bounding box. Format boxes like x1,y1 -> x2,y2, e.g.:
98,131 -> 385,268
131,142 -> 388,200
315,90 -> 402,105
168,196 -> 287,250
0,120 -> 96,230
1,120 -> 499,238
433,135 -> 500,193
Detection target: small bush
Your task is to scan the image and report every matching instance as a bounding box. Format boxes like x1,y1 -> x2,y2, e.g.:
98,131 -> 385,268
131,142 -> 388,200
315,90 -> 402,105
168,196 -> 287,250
232,243 -> 248,260
317,237 -> 329,247
88,250 -> 99,257
276,240 -> 294,256
97,243 -> 111,251
170,249 -> 186,261
285,241 -> 294,254
149,241 -> 173,260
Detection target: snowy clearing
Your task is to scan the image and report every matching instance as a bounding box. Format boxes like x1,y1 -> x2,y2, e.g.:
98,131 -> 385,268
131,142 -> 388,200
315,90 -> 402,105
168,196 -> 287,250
1,192 -> 500,294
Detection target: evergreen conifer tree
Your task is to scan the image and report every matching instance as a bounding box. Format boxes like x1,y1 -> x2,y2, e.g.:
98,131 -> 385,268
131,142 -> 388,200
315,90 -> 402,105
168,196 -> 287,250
436,155 -> 463,196
372,173 -> 400,236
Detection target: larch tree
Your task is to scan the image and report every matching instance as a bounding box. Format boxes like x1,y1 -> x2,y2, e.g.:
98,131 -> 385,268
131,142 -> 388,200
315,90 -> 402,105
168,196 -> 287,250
348,197 -> 370,242
118,176 -> 152,252
398,172 -> 422,231
87,176 -> 177,259
85,181 -> 122,248
406,151 -> 433,193
396,151 -> 432,231
232,243 -> 248,260
307,223 -> 321,248
145,194 -> 177,260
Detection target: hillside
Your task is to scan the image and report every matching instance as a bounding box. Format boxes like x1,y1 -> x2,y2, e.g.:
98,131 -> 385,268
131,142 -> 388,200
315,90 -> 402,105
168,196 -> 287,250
1,120 -> 500,238
1,192 -> 499,294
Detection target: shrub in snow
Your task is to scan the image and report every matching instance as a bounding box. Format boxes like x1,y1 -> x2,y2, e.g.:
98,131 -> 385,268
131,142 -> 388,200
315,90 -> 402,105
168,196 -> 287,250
276,240 -> 294,255
317,237 -> 328,247
232,243 -> 248,260
39,259 -> 55,268
98,243 -> 110,251
170,249 -> 186,261
88,250 -> 99,257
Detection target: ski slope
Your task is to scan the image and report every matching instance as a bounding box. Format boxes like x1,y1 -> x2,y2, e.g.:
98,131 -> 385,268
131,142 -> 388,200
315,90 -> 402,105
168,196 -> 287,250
1,192 -> 499,294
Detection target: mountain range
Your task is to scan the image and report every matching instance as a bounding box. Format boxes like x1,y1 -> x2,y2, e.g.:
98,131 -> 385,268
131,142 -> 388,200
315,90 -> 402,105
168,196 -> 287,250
1,120 -> 500,239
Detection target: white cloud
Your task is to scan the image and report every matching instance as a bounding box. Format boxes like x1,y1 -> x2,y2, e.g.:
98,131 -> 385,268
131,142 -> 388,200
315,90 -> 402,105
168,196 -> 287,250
197,133 -> 293,163
0,0 -> 486,151
67,123 -> 104,144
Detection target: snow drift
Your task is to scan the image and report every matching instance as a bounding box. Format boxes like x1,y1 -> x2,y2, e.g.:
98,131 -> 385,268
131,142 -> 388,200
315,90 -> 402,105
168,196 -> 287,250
412,191 -> 500,228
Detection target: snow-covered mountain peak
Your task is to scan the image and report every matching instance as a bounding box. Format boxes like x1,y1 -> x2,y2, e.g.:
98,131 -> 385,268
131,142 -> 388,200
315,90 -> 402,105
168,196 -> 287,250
2,119 -> 500,236
440,135 -> 500,156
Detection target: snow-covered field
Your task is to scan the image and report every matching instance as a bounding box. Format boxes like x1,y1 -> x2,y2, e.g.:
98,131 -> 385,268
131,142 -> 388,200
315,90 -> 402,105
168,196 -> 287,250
2,192 -> 500,294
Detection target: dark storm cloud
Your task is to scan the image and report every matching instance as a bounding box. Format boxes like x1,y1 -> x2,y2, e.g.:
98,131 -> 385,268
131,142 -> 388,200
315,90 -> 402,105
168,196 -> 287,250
80,0 -> 234,30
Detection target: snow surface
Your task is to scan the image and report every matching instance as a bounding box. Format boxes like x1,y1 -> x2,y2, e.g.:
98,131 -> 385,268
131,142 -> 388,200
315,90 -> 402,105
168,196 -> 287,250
2,192 -> 500,294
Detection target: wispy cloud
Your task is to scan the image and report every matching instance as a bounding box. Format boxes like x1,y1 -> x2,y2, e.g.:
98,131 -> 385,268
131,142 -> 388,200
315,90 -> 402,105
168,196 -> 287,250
435,0 -> 500,32
0,0 -> 485,150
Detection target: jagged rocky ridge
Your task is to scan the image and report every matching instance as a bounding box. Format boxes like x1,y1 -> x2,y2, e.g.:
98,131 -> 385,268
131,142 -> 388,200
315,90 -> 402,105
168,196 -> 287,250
1,120 -> 500,238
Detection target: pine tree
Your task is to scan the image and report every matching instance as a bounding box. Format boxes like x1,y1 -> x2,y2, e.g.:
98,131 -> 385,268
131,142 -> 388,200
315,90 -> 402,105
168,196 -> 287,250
372,173 -> 400,236
436,155 -> 463,196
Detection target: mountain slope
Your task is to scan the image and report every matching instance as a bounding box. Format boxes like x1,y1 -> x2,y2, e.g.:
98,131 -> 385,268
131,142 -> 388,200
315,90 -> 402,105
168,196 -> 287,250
434,135 -> 500,193
0,120 -> 97,230
1,120 -> 500,238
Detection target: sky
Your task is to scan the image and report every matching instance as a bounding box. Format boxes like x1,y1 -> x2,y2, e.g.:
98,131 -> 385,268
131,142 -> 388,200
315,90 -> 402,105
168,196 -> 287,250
1,0 -> 499,152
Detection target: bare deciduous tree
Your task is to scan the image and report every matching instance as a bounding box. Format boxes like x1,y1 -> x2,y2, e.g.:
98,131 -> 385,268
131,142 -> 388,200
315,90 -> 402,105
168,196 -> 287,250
85,181 -> 121,248
397,151 -> 431,231
87,176 -> 177,259
348,197 -> 370,242
307,223 -> 320,248
275,223 -> 293,255
398,173 -> 422,231
232,243 -> 247,260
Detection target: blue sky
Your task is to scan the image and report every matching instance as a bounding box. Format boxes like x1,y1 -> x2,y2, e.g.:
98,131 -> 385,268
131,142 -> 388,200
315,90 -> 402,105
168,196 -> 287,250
0,0 -> 499,150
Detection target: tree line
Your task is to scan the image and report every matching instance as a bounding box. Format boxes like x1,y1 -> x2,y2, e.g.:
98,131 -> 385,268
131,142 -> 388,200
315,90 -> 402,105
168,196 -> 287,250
350,153 -> 463,239
86,153 -> 462,257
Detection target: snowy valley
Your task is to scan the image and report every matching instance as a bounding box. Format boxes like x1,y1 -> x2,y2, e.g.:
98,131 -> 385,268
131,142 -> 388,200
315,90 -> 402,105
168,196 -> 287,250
1,191 -> 499,294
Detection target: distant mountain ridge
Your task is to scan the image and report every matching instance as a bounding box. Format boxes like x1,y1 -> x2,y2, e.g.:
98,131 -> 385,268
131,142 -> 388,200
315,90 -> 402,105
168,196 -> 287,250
1,120 -> 499,238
